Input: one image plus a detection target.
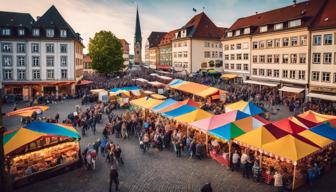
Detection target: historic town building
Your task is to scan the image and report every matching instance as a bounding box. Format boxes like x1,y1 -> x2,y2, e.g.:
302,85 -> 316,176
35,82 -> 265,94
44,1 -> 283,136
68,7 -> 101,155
146,32 -> 166,69
119,39 -> 130,68
158,30 -> 176,70
0,5 -> 84,100
134,7 -> 142,65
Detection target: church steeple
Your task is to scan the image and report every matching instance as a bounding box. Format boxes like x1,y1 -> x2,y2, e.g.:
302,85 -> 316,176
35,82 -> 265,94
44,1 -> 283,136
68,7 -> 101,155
134,6 -> 142,64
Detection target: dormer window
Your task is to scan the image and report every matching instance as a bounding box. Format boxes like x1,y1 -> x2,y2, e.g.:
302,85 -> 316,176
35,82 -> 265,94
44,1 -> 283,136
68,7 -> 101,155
33,29 -> 40,36
46,29 -> 54,37
18,29 -> 25,36
235,30 -> 241,36
60,29 -> 67,38
2,28 -> 11,36
260,26 -> 268,33
289,19 -> 301,28
244,28 -> 250,34
274,23 -> 283,30
227,32 -> 233,37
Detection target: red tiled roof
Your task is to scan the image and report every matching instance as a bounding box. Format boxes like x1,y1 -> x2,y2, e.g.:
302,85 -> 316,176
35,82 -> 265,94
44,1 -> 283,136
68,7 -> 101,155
181,12 -> 225,40
311,0 -> 336,30
228,0 -> 325,32
148,32 -> 167,48
83,55 -> 92,63
159,29 -> 177,47
118,39 -> 129,53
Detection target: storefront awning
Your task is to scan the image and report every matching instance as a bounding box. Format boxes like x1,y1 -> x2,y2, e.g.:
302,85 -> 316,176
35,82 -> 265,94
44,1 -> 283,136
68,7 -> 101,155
221,74 -> 238,80
279,86 -> 305,93
244,80 -> 278,87
307,93 -> 336,101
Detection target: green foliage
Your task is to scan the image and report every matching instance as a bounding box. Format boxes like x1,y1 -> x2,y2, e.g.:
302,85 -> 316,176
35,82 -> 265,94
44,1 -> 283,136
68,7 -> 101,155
88,31 -> 125,74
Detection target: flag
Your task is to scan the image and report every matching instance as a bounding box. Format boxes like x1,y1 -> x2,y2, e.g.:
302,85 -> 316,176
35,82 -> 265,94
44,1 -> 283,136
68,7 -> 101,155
192,8 -> 197,12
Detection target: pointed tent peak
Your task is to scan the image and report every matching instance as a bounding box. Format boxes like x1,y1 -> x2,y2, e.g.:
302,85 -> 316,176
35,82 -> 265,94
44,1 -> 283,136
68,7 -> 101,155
234,126 -> 277,148
299,110 -> 336,124
174,109 -> 213,123
225,100 -> 248,111
224,110 -> 251,121
271,118 -> 306,134
263,124 -> 289,139
209,123 -> 245,141
243,102 -> 264,116
298,130 -> 334,148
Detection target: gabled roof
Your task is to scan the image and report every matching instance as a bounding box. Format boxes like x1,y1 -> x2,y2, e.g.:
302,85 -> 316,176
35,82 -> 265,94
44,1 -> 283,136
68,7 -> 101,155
311,0 -> 336,30
0,11 -> 34,29
33,5 -> 79,39
226,0 -> 325,36
147,31 -> 166,48
158,29 -> 177,47
179,12 -> 225,40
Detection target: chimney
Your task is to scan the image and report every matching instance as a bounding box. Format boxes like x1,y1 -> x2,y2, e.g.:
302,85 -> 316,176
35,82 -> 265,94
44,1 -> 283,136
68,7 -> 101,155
293,0 -> 297,5
255,12 -> 258,15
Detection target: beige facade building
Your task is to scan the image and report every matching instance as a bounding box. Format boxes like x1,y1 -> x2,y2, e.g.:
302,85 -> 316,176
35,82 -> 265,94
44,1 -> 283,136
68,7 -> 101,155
146,32 -> 166,69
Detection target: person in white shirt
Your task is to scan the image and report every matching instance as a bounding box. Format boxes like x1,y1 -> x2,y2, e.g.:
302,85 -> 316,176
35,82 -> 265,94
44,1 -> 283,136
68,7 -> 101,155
240,151 -> 250,178
231,150 -> 240,172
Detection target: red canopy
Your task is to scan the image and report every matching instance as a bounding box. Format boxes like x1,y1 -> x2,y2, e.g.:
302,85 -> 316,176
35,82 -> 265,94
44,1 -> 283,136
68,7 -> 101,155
77,80 -> 93,86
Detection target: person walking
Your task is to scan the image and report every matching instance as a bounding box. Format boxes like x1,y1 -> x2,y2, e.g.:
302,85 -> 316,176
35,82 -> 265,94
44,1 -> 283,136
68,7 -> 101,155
109,162 -> 119,192
231,150 -> 240,172
274,171 -> 283,192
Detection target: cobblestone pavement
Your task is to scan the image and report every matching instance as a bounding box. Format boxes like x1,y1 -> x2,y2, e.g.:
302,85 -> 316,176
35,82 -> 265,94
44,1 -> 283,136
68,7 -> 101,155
1,100 -> 334,192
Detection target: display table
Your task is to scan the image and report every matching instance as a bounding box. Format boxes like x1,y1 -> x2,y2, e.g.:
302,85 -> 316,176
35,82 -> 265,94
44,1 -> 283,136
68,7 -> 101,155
210,151 -> 230,167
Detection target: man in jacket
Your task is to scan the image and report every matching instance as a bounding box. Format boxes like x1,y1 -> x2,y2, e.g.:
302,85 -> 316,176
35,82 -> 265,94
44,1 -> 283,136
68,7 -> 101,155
109,163 -> 119,192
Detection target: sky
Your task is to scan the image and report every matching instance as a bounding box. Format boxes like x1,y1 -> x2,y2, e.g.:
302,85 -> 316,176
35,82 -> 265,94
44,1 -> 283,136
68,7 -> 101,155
0,0 -> 305,55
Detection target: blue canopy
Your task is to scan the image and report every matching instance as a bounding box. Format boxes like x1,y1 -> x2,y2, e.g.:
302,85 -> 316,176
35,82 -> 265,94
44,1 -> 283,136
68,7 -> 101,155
162,105 -> 197,118
152,98 -> 178,112
310,123 -> 336,141
208,123 -> 245,141
25,121 -> 80,139
243,102 -> 264,116
110,86 -> 140,93
168,79 -> 185,87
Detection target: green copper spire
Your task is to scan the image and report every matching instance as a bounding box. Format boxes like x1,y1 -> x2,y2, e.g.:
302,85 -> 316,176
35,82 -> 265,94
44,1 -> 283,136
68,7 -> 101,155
134,6 -> 142,44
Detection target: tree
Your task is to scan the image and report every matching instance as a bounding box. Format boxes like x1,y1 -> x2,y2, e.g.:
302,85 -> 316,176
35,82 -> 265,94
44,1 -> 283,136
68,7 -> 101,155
88,31 -> 124,74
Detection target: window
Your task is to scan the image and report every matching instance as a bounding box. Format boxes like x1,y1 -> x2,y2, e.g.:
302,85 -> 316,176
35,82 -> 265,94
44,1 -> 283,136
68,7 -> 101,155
32,56 -> 39,67
266,40 -> 273,48
259,41 -> 265,49
227,32 -> 233,37
324,53 -> 332,64
282,38 -> 289,47
290,70 -> 296,79
334,73 -> 336,83
324,34 -> 332,45
204,42 -> 210,47
267,55 -> 272,63
3,69 -> 13,80
290,54 -> 297,64
235,30 -> 241,36
2,28 -> 11,36
274,23 -> 283,30
178,52 -> 182,58
275,39 -> 281,48
2,56 -> 12,66
282,54 -> 289,63
274,70 -> 279,78
335,52 -> 336,64
299,54 -> 306,64
253,69 -> 257,75
289,19 -> 301,28
313,53 -> 321,64
230,44 -> 235,50
236,43 -> 241,49
236,54 -> 242,60
267,69 -> 272,77
173,52 -> 177,58
60,44 -> 67,53
33,29 -> 40,36
46,29 -> 54,37
260,25 -> 268,32
183,62 -> 188,68
224,45 -> 229,50
230,54 -> 235,60
253,42 -> 258,49
322,72 -> 330,82
31,43 -> 39,53
298,70 -> 305,80
300,35 -> 307,46
17,69 -> 26,80
259,69 -> 265,76
61,69 -> 68,79
312,71 -> 320,81
282,70 -> 288,78
274,55 -> 280,63
183,51 -> 188,58
46,56 -> 54,67
17,43 -> 25,53
204,51 -> 210,58
224,63 -> 229,69
236,64 -> 242,70
32,70 -> 40,80
259,55 -> 265,63
47,69 -> 54,79
215,60 -> 223,68
230,64 -> 235,70
243,64 -> 248,71
253,56 -> 258,63
46,44 -> 54,53
224,54 -> 229,60
313,35 -> 321,46
243,54 -> 248,60
17,56 -> 25,67
291,36 -> 298,46
18,29 -> 25,36
244,28 -> 250,34
2,43 -> 12,52
60,29 -> 67,37
242,42 -> 248,49
211,51 -> 216,58
219,52 -> 223,58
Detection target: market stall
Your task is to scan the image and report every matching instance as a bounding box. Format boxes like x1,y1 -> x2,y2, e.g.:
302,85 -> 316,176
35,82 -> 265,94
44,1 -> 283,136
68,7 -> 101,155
225,100 -> 264,116
162,105 -> 198,118
6,106 -> 49,117
298,110 -> 336,127
130,97 -> 164,110
4,122 -> 81,185
150,94 -> 167,100
152,98 -> 178,112
158,99 -> 202,113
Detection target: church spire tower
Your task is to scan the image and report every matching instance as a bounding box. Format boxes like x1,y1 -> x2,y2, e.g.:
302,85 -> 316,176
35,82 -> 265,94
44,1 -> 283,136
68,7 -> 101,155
134,5 -> 142,65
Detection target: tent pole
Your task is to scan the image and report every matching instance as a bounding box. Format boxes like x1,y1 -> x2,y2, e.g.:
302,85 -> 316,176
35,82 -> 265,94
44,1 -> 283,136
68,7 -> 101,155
205,132 -> 209,154
259,152 -> 262,168
228,140 -> 232,164
292,164 -> 297,191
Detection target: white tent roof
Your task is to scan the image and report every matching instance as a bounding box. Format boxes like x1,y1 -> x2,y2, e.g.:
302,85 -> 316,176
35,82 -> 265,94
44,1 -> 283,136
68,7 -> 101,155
244,80 -> 278,87
307,93 -> 336,101
279,86 -> 305,93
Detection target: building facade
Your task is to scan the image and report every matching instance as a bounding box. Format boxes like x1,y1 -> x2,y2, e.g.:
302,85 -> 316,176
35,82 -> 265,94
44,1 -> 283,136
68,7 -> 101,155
119,39 -> 130,67
0,5 -> 84,99
83,54 -> 94,74
158,30 -> 176,70
146,32 -> 166,69
172,12 -> 225,74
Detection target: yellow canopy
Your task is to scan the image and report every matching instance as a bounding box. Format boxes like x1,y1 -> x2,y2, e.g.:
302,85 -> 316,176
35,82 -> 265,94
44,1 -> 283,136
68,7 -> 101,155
150,94 -> 167,100
197,87 -> 220,98
234,126 -> 277,148
130,97 -> 164,109
225,100 -> 247,111
262,135 -> 319,162
174,109 -> 213,123
298,130 -> 334,148
221,74 -> 238,80
6,106 -> 49,117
